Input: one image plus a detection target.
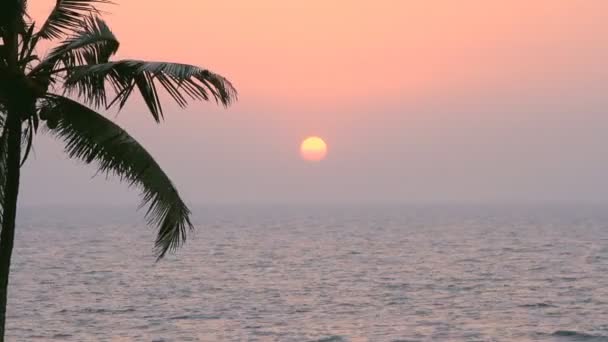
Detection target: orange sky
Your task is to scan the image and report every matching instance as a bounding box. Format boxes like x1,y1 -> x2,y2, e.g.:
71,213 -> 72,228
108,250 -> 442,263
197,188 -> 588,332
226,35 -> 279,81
29,1 -> 608,109
21,1 -> 608,205
132,1 -> 604,109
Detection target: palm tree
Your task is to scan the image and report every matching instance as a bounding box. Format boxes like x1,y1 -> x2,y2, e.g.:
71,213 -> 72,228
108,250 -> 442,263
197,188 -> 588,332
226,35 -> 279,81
0,1 -> 236,339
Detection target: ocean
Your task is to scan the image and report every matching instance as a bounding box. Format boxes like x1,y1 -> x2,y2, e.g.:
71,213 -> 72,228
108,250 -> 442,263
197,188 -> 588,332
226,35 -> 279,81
6,204 -> 608,341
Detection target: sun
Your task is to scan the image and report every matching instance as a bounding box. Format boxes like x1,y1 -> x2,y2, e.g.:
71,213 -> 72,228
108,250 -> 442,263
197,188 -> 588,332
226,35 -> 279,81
300,136 -> 328,162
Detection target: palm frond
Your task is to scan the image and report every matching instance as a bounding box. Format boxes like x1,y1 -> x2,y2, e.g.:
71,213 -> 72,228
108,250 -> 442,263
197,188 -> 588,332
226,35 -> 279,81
18,22 -> 36,63
36,0 -> 111,40
33,15 -> 118,84
20,115 -> 37,166
42,94 -> 193,258
64,60 -> 237,122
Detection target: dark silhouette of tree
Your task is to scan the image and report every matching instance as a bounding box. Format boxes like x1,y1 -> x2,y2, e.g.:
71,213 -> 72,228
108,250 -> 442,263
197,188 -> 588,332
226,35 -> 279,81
0,1 -> 237,339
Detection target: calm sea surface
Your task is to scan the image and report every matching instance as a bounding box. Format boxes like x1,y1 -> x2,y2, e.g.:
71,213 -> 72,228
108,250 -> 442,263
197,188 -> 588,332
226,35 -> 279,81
7,205 -> 608,341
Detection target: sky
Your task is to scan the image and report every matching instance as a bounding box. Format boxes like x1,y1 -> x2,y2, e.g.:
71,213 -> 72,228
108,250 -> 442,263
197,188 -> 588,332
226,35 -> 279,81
19,0 -> 608,206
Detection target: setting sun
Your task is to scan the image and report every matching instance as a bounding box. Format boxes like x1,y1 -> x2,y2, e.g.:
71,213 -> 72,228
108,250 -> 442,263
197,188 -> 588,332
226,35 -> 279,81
300,136 -> 328,162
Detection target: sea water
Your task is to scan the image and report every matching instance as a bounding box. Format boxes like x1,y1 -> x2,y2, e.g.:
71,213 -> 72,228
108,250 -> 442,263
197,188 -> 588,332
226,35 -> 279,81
7,205 -> 608,341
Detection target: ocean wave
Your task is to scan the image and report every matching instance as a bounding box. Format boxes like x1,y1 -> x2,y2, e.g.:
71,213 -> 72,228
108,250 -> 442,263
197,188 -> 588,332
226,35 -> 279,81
518,302 -> 556,308
57,307 -> 136,314
312,336 -> 348,342
169,314 -> 221,320
551,330 -> 608,341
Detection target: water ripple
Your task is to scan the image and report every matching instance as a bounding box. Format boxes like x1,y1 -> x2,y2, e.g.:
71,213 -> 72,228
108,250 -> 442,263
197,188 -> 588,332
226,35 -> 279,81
6,205 -> 608,341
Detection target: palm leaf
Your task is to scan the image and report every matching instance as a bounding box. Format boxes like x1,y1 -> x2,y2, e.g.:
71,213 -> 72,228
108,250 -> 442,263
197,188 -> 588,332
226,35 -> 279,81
42,94 -> 193,258
36,0 -> 111,40
20,116 -> 37,166
32,15 -> 118,98
64,60 -> 237,122
41,15 -> 117,66
18,22 -> 36,63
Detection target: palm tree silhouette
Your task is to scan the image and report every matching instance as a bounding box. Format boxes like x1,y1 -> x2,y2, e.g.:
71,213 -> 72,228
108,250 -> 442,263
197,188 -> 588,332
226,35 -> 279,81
0,1 -> 237,339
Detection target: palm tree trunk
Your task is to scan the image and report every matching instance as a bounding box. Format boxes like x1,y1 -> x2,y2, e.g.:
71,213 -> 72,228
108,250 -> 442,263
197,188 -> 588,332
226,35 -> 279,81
0,104 -> 22,342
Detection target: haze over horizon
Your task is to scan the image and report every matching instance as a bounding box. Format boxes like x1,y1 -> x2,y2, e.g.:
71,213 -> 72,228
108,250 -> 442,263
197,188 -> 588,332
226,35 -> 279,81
18,0 -> 608,206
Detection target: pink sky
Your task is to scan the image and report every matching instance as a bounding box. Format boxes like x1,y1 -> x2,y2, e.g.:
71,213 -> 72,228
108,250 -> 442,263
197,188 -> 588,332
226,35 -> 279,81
21,1 -> 608,205
30,1 -> 608,109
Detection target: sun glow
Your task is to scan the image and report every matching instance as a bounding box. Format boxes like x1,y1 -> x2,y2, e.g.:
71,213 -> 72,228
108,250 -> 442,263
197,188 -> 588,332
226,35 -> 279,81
300,136 -> 328,162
